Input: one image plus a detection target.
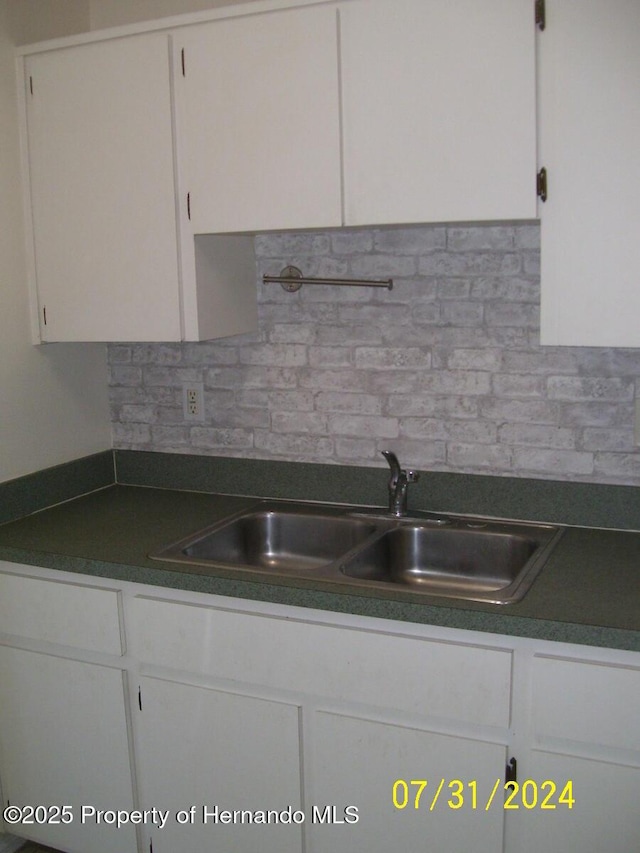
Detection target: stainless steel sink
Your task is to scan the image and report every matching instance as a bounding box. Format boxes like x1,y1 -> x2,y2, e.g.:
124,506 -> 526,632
175,508 -> 377,573
150,501 -> 563,604
339,523 -> 551,602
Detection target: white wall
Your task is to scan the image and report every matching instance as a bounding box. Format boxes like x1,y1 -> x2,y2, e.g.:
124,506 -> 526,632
89,0 -> 247,30
7,0 -> 90,45
0,0 -> 111,482
109,225 -> 640,486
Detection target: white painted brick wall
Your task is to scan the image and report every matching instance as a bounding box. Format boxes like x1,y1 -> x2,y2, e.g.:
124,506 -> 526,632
108,223 -> 640,485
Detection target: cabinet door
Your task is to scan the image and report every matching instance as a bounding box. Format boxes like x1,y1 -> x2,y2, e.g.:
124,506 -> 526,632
25,34 -> 182,342
177,6 -> 342,233
135,676 -> 303,853
511,753 -> 640,853
340,0 -> 537,225
539,0 -> 640,345
309,710 -> 506,852
0,647 -> 136,853
509,653 -> 640,851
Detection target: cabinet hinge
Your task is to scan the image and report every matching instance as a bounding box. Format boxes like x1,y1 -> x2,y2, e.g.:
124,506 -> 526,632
537,167 -> 548,202
181,47 -> 186,77
505,757 -> 517,785
535,0 -> 546,31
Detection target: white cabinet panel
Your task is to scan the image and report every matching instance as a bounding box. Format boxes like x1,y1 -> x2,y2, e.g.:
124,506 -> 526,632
310,710 -> 506,852
532,655 -> 640,752
0,647 -> 136,853
539,0 -> 640,346
131,596 -> 513,727
177,5 -> 342,233
25,34 -> 182,342
511,752 -> 640,853
514,648 -> 640,853
136,676 -> 302,853
340,0 -> 537,226
0,570 -> 123,654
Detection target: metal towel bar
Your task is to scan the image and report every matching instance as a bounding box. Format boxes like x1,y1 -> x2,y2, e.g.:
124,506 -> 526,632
263,265 -> 393,292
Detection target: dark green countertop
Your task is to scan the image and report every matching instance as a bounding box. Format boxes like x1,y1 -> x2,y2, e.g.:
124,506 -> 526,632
0,483 -> 639,651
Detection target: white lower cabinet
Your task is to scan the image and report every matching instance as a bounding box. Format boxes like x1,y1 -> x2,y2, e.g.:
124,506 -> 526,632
130,595 -> 512,853
0,649 -> 137,853
512,753 -> 640,853
507,653 -> 640,853
310,711 -> 506,852
135,677 -> 302,853
0,568 -> 135,853
1,564 -> 639,853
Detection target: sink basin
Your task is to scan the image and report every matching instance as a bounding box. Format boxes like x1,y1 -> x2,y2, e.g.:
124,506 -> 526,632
150,501 -> 563,604
339,524 -> 549,602
156,507 -> 378,573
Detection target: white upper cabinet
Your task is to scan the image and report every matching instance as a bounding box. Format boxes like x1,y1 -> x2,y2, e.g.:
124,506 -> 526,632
18,0 -> 543,343
339,0 -> 537,226
538,0 -> 640,346
176,5 -> 342,234
24,34 -> 183,342
21,32 -> 258,343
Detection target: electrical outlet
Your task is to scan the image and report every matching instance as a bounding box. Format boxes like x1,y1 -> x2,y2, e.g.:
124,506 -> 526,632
183,382 -> 205,422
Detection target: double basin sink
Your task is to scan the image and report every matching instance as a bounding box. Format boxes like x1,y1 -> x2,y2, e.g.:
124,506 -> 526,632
150,501 -> 564,605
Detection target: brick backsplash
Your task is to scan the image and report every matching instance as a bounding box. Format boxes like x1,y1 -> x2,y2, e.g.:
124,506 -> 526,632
108,224 -> 640,485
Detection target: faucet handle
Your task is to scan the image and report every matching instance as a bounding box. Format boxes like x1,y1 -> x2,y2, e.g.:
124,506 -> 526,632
406,469 -> 420,483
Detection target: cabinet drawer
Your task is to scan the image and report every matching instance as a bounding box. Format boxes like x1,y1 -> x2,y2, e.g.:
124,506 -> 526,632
0,571 -> 123,655
132,597 -> 512,728
532,655 -> 640,751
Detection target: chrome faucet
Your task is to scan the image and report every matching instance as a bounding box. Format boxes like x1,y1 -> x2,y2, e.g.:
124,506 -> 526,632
381,450 -> 420,517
